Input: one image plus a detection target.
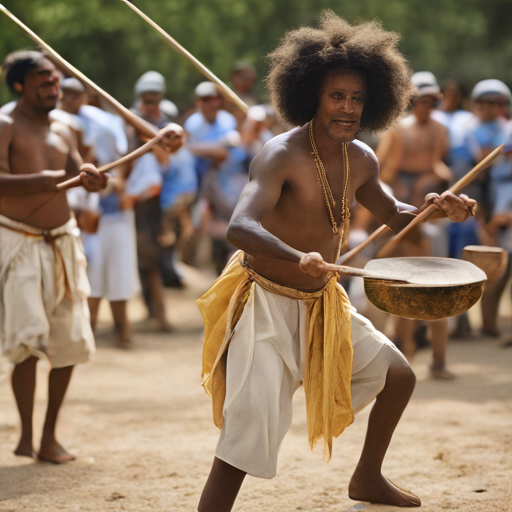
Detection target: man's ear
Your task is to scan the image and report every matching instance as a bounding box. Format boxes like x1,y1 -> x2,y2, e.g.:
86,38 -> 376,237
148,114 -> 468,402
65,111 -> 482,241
13,82 -> 23,93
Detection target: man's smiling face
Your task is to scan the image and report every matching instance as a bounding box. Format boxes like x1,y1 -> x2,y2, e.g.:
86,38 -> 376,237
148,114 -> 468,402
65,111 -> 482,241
316,69 -> 366,144
22,58 -> 61,112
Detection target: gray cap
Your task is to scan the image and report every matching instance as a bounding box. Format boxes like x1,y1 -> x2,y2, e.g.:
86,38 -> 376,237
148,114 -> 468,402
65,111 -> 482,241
135,71 -> 166,96
195,81 -> 219,98
159,99 -> 179,118
411,71 -> 442,99
471,79 -> 511,103
61,77 -> 86,93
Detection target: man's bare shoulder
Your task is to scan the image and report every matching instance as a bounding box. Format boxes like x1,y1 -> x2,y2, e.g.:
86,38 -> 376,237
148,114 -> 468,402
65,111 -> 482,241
350,138 -> 379,177
0,114 -> 14,147
0,114 -> 14,130
250,127 -> 306,178
50,120 -> 74,148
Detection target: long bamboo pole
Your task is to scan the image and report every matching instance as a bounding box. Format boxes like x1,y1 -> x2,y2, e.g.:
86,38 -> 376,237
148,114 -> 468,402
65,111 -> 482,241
56,125 -> 173,190
119,0 -> 249,114
0,4 -> 181,140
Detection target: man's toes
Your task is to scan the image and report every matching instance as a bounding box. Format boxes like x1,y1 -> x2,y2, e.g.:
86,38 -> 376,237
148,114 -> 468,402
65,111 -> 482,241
38,442 -> 76,464
38,451 -> 75,464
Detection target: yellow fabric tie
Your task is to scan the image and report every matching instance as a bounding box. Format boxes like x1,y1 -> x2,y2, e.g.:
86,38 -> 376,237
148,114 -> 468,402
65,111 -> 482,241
198,252 -> 354,461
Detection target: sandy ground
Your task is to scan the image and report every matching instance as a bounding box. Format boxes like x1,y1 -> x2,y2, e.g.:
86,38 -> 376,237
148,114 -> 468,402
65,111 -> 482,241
0,270 -> 511,512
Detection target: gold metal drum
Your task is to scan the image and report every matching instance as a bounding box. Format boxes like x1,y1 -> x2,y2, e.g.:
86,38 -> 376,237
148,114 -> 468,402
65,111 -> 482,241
363,257 -> 487,320
461,245 -> 508,283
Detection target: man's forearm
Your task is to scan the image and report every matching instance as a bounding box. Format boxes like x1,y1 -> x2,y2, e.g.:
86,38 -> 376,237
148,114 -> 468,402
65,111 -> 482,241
385,200 -> 443,234
0,173 -> 55,197
187,142 -> 229,161
227,216 -> 305,263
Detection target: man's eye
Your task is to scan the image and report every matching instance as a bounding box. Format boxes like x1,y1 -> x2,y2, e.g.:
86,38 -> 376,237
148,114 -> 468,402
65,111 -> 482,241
353,97 -> 365,104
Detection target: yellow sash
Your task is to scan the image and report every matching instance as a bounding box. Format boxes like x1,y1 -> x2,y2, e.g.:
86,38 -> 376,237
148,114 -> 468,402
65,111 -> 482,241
198,251 -> 354,461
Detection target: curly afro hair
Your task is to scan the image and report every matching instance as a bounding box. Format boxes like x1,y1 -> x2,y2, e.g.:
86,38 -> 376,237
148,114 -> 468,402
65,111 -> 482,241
266,11 -> 414,131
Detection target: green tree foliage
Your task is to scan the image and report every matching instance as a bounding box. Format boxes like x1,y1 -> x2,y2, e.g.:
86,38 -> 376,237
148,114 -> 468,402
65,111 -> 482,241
1,0 -> 511,109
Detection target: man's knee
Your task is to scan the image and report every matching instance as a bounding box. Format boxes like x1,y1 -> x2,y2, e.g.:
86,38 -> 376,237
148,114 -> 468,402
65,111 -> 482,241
385,347 -> 416,392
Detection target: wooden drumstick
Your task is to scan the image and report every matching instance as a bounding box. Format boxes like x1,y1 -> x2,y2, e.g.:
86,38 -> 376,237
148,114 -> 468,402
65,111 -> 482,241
377,144 -> 504,258
120,0 -> 249,114
338,224 -> 389,264
0,4 -> 178,141
55,125 -> 176,191
325,262 -> 409,282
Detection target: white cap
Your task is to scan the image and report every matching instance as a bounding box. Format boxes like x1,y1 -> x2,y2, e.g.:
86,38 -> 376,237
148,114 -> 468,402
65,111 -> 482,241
247,105 -> 266,122
411,71 -> 442,99
195,81 -> 219,98
135,71 -> 166,96
471,79 -> 511,103
61,77 -> 86,93
159,99 -> 179,118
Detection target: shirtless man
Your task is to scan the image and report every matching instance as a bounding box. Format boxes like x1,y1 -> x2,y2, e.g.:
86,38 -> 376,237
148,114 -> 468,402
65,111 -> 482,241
196,14 -> 475,511
0,50 -> 107,463
378,71 -> 451,205
377,71 -> 455,379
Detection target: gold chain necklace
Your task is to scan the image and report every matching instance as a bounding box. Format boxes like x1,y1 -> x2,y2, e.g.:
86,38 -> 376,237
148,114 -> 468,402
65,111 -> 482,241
308,119 -> 350,234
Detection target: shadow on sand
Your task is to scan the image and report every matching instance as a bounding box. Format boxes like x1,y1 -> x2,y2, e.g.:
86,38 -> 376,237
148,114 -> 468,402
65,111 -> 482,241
0,457 -> 93,502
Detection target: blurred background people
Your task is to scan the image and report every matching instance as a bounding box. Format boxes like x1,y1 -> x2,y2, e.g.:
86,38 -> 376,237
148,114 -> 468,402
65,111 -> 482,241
467,79 -> 512,338
378,71 -> 451,204
185,81 -> 248,274
125,71 -> 173,331
79,87 -> 140,349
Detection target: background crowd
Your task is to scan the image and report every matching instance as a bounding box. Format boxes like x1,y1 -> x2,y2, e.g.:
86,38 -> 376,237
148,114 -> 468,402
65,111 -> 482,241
1,0 -> 511,382
3,60 -> 510,381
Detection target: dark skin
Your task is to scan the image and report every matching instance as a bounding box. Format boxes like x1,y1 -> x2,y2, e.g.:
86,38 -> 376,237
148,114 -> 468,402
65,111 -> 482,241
0,57 -> 107,463
228,71 -> 475,290
0,57 -> 106,226
199,70 -> 476,510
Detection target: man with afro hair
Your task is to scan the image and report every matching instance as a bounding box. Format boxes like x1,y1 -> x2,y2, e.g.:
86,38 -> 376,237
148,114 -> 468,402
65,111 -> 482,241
197,12 -> 476,510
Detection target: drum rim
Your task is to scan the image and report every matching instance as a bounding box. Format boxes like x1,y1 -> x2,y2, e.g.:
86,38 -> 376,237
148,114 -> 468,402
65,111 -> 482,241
364,256 -> 487,288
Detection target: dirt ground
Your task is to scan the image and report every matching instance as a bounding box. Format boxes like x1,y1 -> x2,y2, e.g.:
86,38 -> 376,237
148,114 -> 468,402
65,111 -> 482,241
0,269 -> 511,512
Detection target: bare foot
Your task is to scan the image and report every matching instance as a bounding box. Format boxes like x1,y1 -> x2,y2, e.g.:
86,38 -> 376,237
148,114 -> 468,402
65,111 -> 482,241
157,321 -> 174,333
14,440 -> 37,459
38,440 -> 75,464
430,366 -> 457,380
115,335 -> 133,350
349,471 -> 421,507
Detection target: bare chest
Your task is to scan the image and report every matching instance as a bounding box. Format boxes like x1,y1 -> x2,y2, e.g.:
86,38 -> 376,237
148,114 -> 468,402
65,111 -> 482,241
401,124 -> 438,155
281,159 -> 355,226
10,122 -> 69,175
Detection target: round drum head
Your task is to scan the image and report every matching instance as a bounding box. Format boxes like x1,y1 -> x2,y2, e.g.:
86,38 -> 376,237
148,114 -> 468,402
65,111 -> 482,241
364,257 -> 487,287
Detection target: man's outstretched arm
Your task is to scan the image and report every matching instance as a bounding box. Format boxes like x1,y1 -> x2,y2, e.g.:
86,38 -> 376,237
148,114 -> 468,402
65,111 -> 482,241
355,152 -> 476,231
227,142 -> 304,263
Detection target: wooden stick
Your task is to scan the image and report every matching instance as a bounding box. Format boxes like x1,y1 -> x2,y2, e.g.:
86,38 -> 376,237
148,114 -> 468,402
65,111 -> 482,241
56,125 -> 173,191
0,4 -> 165,140
338,224 -> 390,264
120,0 -> 249,114
341,144 -> 504,264
325,262 -> 409,282
377,144 -> 504,258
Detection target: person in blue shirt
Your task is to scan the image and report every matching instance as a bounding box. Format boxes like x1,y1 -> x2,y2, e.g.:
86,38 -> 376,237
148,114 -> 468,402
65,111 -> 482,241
185,82 -> 248,273
467,79 -> 512,337
159,146 -> 198,286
